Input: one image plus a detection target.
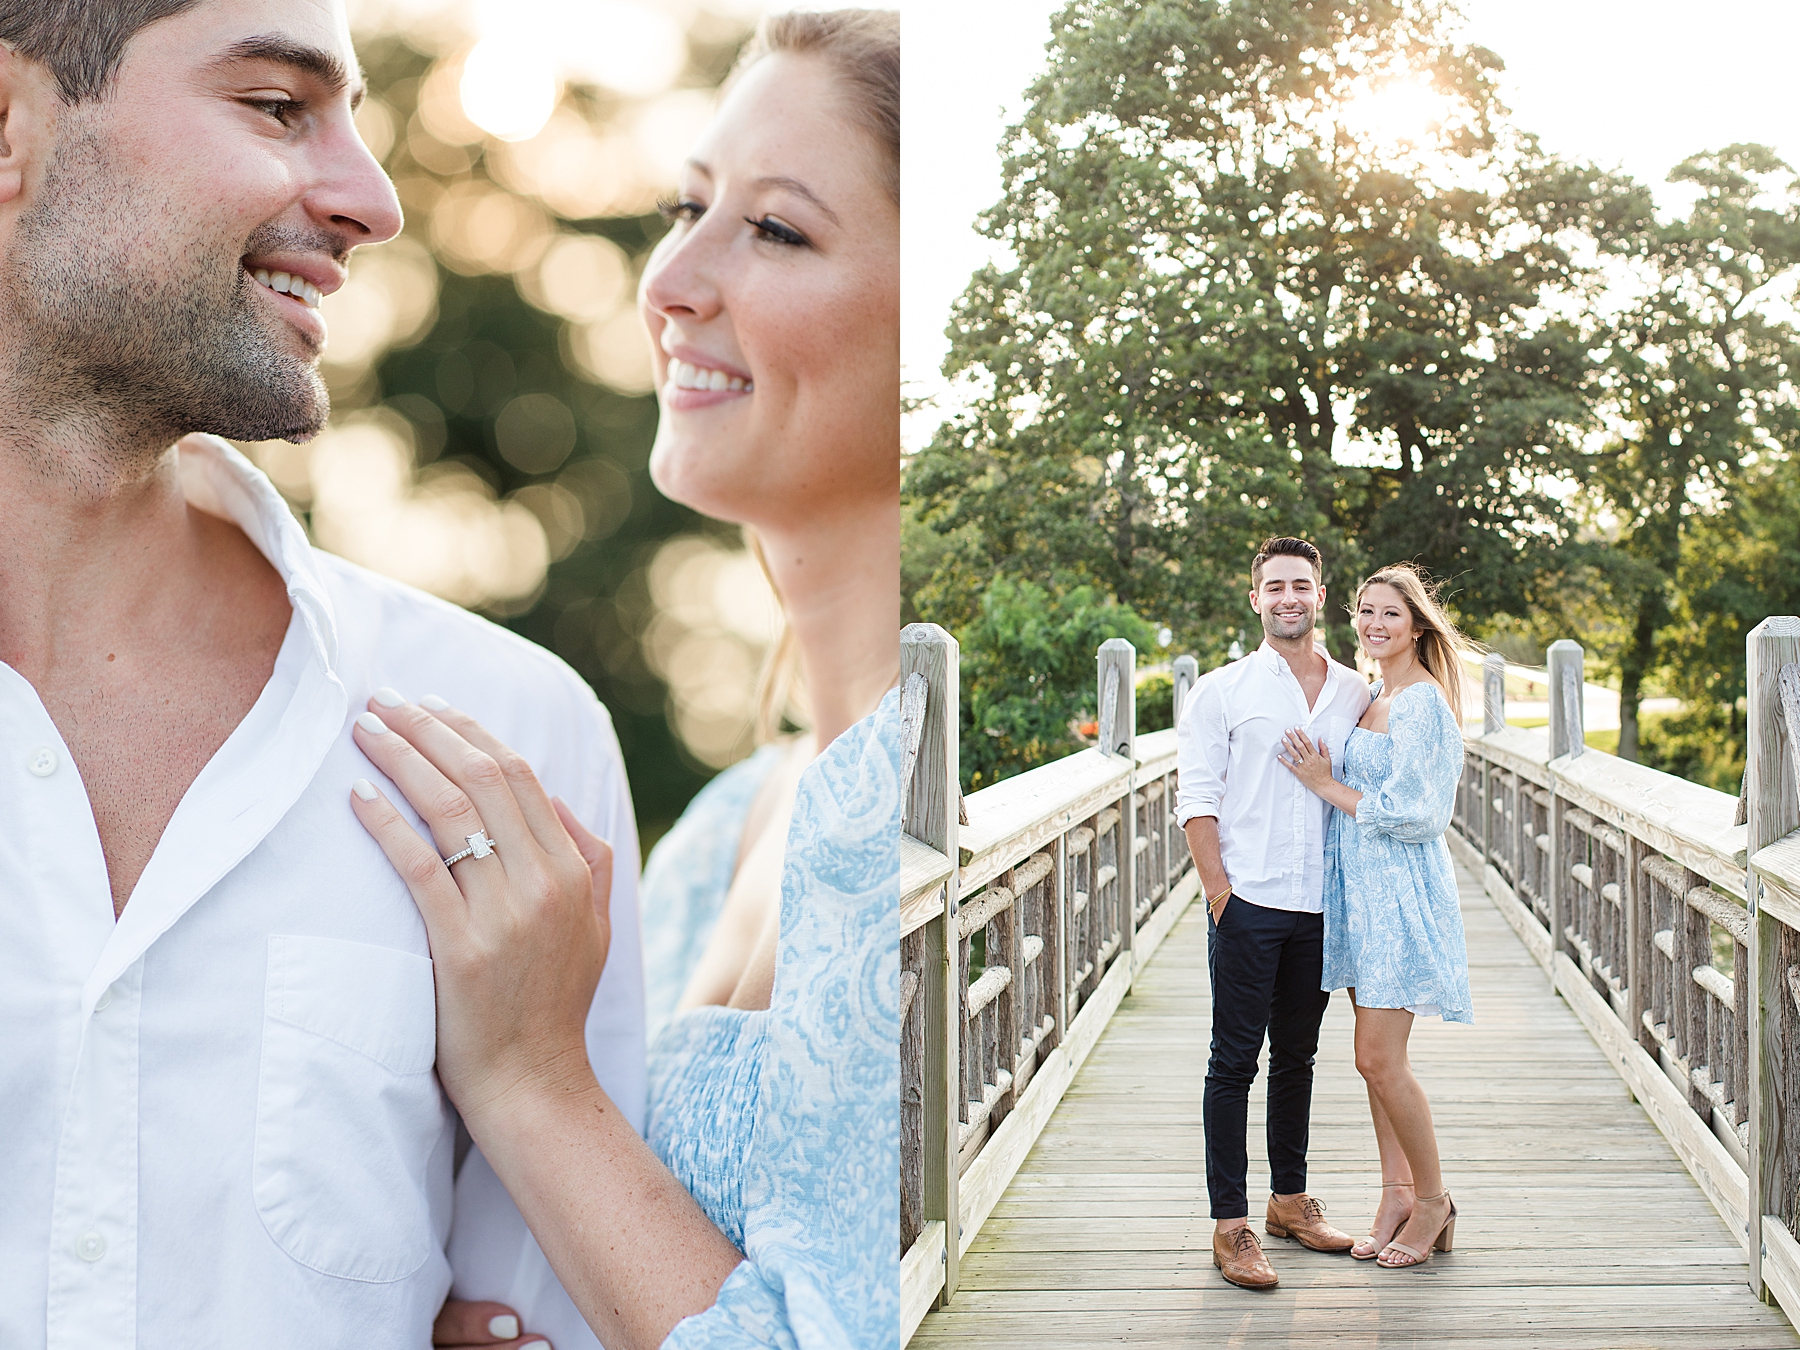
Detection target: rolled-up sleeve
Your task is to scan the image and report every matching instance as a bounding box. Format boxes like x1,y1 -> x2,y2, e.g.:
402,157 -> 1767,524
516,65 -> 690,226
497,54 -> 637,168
1353,687 -> 1463,844
1175,675 -> 1230,826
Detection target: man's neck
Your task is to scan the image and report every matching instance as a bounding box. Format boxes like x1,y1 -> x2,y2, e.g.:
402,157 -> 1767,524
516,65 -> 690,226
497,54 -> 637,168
1265,632 -> 1326,683
0,440 -> 198,677
0,431 -> 293,915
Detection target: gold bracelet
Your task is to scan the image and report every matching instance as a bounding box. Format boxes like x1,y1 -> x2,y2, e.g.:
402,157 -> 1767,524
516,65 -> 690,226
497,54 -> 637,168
1206,882 -> 1233,911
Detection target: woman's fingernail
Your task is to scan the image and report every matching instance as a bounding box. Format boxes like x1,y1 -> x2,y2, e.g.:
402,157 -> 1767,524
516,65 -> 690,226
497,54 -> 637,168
373,686 -> 407,707
488,1315 -> 520,1340
420,694 -> 451,711
352,778 -> 379,802
355,711 -> 389,735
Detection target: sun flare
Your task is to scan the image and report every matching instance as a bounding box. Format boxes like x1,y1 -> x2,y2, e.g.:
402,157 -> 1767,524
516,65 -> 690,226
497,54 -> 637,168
1340,75 -> 1456,149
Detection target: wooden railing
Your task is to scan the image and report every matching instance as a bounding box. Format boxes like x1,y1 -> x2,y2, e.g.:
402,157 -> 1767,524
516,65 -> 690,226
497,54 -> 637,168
898,627 -> 1201,1339
1449,622 -> 1800,1318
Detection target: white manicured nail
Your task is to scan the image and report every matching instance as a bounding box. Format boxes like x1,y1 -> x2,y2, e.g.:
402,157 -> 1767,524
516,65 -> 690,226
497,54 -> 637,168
373,686 -> 407,707
352,778 -> 379,801
488,1315 -> 520,1340
355,711 -> 389,735
420,694 -> 450,711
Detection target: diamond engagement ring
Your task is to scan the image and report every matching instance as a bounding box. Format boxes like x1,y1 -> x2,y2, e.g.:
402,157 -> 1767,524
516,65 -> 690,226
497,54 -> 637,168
442,830 -> 499,867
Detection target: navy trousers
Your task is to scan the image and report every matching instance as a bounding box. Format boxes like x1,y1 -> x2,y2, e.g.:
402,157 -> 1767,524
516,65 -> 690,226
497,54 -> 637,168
1203,896 -> 1331,1219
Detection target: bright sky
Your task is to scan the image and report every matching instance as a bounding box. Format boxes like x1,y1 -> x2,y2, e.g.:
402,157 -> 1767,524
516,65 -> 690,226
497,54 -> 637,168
898,0 -> 1800,450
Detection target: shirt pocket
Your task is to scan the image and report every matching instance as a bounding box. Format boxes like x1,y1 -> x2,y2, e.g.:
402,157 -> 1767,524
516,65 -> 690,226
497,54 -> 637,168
253,934 -> 447,1283
1319,714 -> 1355,772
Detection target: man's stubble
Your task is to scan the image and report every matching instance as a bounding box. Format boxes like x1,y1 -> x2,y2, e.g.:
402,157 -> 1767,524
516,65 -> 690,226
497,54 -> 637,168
2,120 -> 338,476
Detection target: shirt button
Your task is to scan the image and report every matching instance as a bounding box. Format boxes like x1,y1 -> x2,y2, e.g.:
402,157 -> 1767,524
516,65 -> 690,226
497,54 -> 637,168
75,1231 -> 106,1262
28,746 -> 57,777
94,986 -> 114,1012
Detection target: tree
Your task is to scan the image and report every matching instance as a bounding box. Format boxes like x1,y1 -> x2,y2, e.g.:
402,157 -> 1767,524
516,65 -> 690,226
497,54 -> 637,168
906,0 -> 1644,661
958,577 -> 1156,790
1588,145 -> 1800,759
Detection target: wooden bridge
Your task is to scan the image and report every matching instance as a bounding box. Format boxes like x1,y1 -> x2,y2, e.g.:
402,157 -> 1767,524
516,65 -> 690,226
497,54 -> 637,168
898,621 -> 1800,1345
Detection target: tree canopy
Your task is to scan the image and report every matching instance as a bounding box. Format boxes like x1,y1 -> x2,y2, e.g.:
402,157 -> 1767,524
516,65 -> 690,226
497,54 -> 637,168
908,0 -> 1800,786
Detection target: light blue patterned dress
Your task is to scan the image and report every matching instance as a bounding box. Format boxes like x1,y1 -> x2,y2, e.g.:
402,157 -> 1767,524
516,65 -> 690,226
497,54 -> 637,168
644,690 -> 900,1349
1321,681 -> 1473,1024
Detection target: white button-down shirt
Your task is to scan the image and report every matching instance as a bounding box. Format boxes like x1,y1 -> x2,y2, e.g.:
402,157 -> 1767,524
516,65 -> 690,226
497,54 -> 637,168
1175,641 -> 1371,913
0,438 -> 643,1348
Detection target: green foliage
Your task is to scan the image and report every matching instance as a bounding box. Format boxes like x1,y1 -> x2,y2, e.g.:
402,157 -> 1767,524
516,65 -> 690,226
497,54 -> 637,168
1584,145 -> 1800,758
1136,671 -> 1175,734
1638,704 -> 1746,796
906,0 -> 1646,665
959,578 -> 1157,792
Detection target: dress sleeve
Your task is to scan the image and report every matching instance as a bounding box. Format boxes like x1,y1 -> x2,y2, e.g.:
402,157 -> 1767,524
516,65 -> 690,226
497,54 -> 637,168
661,691 -> 902,1350
1352,685 -> 1463,845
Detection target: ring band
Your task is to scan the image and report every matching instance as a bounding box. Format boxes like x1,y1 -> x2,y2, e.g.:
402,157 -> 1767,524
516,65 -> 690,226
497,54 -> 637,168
442,830 -> 499,867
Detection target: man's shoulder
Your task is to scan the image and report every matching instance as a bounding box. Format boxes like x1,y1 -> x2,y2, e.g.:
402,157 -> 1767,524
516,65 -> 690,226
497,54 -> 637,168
311,550 -> 605,727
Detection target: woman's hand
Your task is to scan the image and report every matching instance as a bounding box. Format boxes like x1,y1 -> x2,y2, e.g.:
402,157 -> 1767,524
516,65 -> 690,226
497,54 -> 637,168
347,692 -> 613,1124
1277,727 -> 1334,792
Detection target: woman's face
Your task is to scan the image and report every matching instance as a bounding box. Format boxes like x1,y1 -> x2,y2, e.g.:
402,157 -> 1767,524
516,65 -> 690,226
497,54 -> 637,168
639,52 -> 899,529
1355,583 -> 1418,662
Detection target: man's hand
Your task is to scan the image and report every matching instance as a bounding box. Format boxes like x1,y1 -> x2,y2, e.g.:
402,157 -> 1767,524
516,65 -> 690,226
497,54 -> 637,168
432,1300 -> 550,1349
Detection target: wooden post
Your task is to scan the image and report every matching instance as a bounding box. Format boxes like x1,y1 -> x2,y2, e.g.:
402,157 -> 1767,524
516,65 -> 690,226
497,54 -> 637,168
1748,617 -> 1800,1300
1098,639 -> 1137,968
901,622 -> 962,1302
1173,655 -> 1199,725
1546,640 -> 1584,963
1481,653 -> 1506,869
1547,639 -> 1585,761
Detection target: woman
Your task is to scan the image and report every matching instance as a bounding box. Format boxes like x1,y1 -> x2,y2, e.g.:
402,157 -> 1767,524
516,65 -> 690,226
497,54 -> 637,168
1277,563 -> 1473,1270
348,11 -> 900,1349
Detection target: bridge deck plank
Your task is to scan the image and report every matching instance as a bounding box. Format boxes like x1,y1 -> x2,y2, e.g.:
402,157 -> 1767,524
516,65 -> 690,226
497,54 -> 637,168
912,856 -> 1799,1346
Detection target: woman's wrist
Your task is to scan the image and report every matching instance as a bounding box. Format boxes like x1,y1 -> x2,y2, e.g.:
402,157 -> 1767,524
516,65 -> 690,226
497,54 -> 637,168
457,1042 -> 604,1139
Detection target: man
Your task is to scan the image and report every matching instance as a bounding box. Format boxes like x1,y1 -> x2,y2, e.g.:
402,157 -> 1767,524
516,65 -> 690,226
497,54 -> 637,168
0,3 -> 637,1345
1174,536 -> 1371,1289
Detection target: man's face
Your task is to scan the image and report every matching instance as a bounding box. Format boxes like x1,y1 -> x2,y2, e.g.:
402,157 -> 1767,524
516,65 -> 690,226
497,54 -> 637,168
1249,556 -> 1323,642
0,0 -> 401,449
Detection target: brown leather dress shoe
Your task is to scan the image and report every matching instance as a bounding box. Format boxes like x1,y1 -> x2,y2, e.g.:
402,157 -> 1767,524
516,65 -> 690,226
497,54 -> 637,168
1213,1225 -> 1279,1288
1265,1193 -> 1354,1253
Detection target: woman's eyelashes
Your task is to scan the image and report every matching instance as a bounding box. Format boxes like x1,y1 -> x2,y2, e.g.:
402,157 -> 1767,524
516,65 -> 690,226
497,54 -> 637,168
656,198 -> 809,248
657,196 -> 706,224
746,215 -> 808,247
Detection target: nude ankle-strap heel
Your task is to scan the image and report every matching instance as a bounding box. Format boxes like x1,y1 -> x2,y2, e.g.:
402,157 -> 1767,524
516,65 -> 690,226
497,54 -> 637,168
1377,1190 -> 1455,1268
1351,1182 -> 1413,1262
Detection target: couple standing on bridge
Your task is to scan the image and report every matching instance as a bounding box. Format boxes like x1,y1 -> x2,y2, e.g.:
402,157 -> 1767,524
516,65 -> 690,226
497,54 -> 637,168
1175,536 -> 1477,1289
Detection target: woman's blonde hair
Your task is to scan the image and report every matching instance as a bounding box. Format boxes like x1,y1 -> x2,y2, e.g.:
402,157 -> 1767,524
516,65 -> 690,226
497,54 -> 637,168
1355,563 -> 1480,725
726,9 -> 900,204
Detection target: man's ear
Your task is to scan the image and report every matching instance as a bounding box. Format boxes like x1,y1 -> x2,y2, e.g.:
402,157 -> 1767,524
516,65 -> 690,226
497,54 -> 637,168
0,42 -> 55,208
1247,586 -> 1262,614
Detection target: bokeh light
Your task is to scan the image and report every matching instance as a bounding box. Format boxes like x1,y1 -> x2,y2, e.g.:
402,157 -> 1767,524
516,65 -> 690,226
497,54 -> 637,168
253,1 -> 769,841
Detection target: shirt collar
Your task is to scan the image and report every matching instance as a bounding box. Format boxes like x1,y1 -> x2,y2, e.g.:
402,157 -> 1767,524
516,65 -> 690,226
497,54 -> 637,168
1254,638 -> 1349,685
178,434 -> 340,672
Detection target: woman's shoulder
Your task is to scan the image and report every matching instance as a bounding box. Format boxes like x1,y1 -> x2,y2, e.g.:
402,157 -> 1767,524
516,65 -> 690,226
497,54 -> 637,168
1389,678 -> 1461,740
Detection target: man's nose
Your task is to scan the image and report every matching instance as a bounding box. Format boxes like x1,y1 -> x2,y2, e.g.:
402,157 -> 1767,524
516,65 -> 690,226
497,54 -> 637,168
308,123 -> 403,247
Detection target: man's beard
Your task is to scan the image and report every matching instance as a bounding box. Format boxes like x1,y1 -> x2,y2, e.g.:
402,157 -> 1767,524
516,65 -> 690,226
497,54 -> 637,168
4,125 -> 337,458
1262,606 -> 1316,641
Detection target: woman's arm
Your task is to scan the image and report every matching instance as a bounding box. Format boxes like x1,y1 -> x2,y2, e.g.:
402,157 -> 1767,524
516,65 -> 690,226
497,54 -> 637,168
348,695 -> 743,1350
1348,688 -> 1461,843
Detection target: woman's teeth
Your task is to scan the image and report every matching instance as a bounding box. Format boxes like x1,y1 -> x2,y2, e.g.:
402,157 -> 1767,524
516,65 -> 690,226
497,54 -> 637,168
252,268 -> 321,309
668,359 -> 751,393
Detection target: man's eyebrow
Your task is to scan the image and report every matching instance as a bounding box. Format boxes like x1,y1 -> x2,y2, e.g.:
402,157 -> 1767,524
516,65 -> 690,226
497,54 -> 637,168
212,35 -> 367,108
754,175 -> 841,226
